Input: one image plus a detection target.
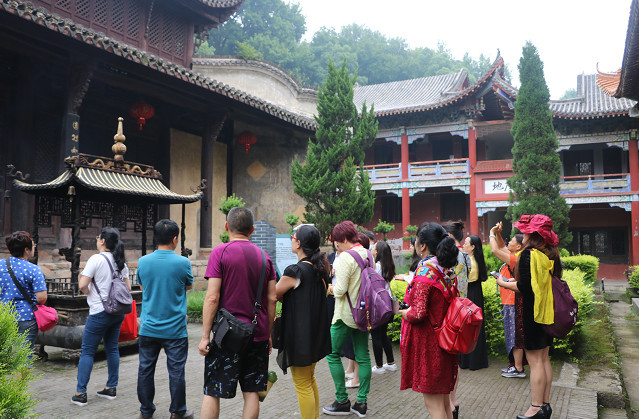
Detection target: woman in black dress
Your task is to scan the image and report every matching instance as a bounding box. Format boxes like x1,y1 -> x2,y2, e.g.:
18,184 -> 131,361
276,225 -> 332,419
459,235 -> 488,370
496,215 -> 560,419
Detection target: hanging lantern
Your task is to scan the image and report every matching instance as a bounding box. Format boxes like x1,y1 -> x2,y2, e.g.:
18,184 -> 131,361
128,101 -> 155,131
237,131 -> 257,154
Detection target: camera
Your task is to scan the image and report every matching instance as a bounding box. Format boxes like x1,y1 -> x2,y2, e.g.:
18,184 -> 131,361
398,301 -> 410,310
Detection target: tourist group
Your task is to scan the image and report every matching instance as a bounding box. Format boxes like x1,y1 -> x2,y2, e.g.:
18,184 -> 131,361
0,207 -> 561,419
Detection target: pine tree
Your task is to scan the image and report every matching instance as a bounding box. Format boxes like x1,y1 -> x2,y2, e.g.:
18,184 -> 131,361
506,42 -> 571,247
291,60 -> 378,241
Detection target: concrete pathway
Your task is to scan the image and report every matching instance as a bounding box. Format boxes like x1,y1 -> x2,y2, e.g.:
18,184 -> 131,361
28,323 -> 598,419
605,280 -> 639,419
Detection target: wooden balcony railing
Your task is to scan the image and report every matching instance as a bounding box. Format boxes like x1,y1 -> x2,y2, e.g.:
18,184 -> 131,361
362,158 -> 470,182
559,173 -> 631,194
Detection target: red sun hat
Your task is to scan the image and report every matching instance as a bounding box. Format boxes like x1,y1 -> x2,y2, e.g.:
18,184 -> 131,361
513,214 -> 559,247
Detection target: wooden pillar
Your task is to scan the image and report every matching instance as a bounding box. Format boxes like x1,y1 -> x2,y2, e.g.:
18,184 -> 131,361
401,131 -> 410,249
629,135 -> 639,265
31,195 -> 39,264
180,203 -> 187,257
468,124 -> 479,236
141,204 -> 148,256
70,195 -> 81,286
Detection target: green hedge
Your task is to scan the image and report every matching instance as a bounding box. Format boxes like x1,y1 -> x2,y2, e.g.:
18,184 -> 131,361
483,245 -> 502,274
389,269 -> 596,359
561,255 -> 599,282
388,280 -> 408,342
481,269 -> 595,357
186,290 -> 206,320
627,266 -> 639,288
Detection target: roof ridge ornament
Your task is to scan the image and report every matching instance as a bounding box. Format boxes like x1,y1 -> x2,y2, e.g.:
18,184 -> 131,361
112,117 -> 127,162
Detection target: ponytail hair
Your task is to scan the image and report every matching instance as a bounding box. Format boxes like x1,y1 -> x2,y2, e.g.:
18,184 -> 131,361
100,226 -> 126,271
417,222 -> 459,269
295,225 -> 330,277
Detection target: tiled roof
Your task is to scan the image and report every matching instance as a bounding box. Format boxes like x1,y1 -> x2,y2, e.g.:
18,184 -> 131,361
0,0 -> 316,131
353,71 -> 468,115
354,55 -> 508,117
549,74 -> 636,119
194,0 -> 243,7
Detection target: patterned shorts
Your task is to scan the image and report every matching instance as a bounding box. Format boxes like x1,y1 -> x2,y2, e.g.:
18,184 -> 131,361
203,340 -> 269,399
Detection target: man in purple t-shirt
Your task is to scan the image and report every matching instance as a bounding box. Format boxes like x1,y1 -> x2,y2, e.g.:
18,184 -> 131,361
198,207 -> 276,419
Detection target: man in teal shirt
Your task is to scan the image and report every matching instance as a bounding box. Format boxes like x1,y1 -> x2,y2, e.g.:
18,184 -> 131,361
137,219 -> 194,419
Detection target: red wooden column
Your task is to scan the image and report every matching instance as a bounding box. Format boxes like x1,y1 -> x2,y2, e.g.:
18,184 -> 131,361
401,132 -> 410,249
629,134 -> 639,265
468,124 -> 479,236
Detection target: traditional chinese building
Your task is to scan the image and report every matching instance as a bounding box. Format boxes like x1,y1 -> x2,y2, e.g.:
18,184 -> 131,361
356,56 -> 639,278
0,0 -> 315,262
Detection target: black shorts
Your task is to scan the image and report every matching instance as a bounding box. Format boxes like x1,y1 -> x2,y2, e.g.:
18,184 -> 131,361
203,340 -> 269,399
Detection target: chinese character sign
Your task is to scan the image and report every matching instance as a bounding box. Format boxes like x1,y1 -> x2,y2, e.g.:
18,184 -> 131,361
484,179 -> 511,194
63,113 -> 80,157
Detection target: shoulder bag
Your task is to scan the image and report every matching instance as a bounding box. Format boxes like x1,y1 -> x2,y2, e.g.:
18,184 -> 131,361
5,258 -> 58,332
93,254 -> 133,315
211,248 -> 267,353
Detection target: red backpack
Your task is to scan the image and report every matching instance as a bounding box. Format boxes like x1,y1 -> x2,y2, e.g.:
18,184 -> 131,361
425,266 -> 483,355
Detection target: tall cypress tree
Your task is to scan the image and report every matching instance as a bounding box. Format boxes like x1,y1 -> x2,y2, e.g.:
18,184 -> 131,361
291,60 -> 378,241
506,42 -> 571,246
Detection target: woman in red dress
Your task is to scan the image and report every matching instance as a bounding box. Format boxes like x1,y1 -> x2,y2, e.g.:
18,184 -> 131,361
399,222 -> 460,419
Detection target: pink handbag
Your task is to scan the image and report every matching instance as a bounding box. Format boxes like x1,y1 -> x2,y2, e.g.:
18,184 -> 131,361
6,258 -> 58,331
33,305 -> 58,332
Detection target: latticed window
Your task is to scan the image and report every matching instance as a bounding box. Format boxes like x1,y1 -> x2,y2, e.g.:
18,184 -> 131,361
30,0 -> 194,65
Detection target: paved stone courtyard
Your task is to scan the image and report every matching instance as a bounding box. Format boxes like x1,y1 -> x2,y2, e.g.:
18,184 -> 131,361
29,323 -> 597,418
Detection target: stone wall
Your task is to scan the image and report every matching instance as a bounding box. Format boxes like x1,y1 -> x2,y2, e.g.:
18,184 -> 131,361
231,123 -> 308,233
250,221 -> 277,265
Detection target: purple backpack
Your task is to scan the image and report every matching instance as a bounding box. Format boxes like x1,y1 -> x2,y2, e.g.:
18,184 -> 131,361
344,249 -> 395,332
542,275 -> 578,339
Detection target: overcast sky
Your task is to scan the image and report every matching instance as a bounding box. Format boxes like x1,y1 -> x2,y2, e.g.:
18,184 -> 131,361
294,0 -> 632,99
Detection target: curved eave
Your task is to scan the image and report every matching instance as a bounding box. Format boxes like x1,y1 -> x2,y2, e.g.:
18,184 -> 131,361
372,55 -> 506,118
552,111 -> 629,120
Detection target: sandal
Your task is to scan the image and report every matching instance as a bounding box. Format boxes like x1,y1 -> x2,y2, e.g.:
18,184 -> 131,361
345,379 -> 360,388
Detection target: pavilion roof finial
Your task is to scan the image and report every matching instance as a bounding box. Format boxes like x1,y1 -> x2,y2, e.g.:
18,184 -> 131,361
112,117 -> 127,162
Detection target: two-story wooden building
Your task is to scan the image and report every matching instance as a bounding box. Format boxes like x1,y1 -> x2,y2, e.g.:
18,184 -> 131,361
356,56 -> 639,278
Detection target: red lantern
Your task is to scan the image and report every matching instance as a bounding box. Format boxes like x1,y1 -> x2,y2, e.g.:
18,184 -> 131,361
128,101 -> 155,131
237,131 -> 257,154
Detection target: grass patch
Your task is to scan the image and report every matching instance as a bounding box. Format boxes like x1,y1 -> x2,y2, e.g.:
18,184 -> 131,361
573,296 -> 617,370
187,291 -> 206,320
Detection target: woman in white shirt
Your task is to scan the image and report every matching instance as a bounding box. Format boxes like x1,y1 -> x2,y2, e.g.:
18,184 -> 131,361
72,227 -> 131,407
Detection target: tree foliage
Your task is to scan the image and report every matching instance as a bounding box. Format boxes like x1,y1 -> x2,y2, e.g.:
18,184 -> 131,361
506,42 -> 571,247
291,61 -> 377,241
373,219 -> 395,240
0,302 -> 39,418
201,0 -> 506,87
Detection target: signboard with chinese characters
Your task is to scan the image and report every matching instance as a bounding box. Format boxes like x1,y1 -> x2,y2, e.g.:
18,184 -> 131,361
484,179 -> 511,194
63,113 -> 80,158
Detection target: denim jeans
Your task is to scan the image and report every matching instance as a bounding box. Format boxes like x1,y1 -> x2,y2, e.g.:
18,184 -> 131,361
76,311 -> 125,393
17,319 -> 38,360
137,335 -> 188,416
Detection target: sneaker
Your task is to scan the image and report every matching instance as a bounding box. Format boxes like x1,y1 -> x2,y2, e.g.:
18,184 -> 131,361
501,366 -> 526,378
371,365 -> 386,374
351,401 -> 367,417
71,393 -> 88,406
383,363 -> 397,371
323,399 -> 351,415
96,387 -> 117,400
345,379 -> 360,388
501,365 -> 512,373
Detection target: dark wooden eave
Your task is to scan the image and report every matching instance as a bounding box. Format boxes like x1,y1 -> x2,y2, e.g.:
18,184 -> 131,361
176,0 -> 244,28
